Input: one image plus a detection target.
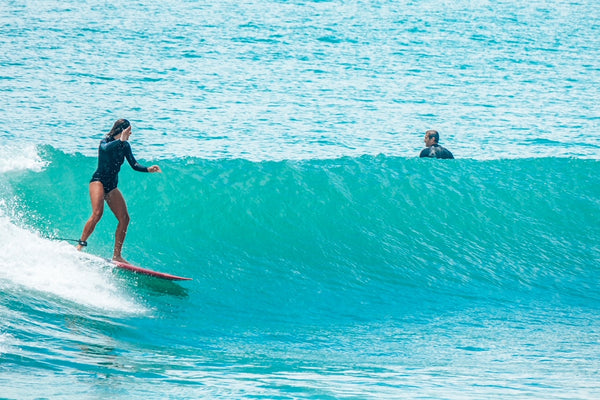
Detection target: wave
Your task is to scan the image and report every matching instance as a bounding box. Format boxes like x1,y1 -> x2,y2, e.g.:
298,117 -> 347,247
0,143 -> 48,174
1,146 -> 599,320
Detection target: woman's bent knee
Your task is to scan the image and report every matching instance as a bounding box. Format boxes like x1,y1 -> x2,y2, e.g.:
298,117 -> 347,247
119,213 -> 130,226
90,210 -> 104,223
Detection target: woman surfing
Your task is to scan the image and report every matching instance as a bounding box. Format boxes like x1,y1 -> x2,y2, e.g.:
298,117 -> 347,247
76,119 -> 162,263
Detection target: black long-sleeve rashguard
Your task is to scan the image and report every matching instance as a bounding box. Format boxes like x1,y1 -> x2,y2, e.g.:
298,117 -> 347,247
90,137 -> 149,193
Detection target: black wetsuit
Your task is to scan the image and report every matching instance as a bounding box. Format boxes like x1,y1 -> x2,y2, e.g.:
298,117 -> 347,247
420,144 -> 454,159
90,137 -> 148,193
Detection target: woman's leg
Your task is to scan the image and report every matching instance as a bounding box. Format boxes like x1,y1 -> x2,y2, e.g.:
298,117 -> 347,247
105,188 -> 130,262
77,181 -> 105,250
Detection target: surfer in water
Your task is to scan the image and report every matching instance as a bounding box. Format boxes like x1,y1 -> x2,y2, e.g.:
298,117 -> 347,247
419,129 -> 454,159
76,119 -> 162,263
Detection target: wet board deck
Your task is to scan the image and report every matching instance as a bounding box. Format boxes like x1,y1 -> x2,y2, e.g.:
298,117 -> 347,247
111,260 -> 192,281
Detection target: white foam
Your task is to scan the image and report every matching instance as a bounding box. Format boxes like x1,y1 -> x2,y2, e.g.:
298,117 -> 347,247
0,215 -> 145,314
0,144 -> 48,174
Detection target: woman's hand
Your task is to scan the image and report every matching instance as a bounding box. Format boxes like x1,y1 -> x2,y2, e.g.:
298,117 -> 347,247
148,165 -> 162,173
120,126 -> 132,141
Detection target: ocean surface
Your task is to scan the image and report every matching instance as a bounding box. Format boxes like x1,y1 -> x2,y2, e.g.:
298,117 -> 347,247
1,0 -> 599,399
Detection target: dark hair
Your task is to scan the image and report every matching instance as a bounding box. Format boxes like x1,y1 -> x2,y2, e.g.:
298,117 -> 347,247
425,129 -> 439,143
106,119 -> 130,139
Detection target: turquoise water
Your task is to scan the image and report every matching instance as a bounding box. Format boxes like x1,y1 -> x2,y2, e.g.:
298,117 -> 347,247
2,1 -> 600,399
3,0 -> 599,160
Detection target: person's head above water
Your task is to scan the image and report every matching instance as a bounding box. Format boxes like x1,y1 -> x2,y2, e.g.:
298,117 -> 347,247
424,129 -> 439,146
420,129 -> 454,159
106,119 -> 131,139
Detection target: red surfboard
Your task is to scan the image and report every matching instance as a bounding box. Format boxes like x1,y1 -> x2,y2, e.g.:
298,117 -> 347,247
111,260 -> 192,281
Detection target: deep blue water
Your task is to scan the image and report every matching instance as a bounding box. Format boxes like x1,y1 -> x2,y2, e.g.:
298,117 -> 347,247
1,1 -> 600,399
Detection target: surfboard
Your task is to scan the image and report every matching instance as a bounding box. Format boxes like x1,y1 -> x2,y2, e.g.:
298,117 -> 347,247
111,260 -> 192,281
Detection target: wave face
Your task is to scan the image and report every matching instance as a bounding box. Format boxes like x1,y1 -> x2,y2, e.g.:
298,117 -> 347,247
1,146 -> 600,398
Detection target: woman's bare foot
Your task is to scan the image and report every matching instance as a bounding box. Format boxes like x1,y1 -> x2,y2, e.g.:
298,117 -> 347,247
112,256 -> 129,264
